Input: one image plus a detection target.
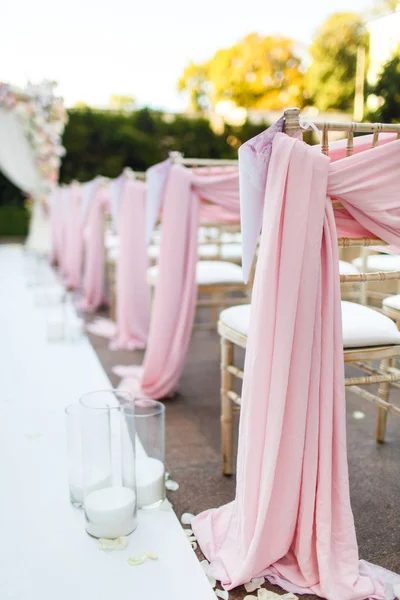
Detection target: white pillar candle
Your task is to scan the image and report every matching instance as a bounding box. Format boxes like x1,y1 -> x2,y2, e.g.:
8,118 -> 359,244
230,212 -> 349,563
85,486 -> 136,538
136,457 -> 165,508
69,470 -> 112,506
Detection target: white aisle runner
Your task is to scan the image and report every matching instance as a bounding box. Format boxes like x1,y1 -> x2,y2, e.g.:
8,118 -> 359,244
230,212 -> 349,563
0,245 -> 215,600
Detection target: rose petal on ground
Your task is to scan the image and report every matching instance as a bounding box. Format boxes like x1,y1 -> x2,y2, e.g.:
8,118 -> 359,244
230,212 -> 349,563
181,512 -> 195,525
244,577 -> 265,592
165,479 -> 179,491
352,411 -> 365,420
257,590 -> 280,600
184,529 -> 194,537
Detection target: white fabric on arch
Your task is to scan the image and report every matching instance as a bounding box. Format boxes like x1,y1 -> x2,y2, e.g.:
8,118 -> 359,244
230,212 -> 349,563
0,108 -> 47,196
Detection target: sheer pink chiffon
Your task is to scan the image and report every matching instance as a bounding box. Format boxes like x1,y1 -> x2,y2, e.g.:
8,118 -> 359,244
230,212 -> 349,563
117,165 -> 240,397
78,186 -> 109,312
192,133 -> 400,599
63,183 -> 84,289
110,179 -> 150,350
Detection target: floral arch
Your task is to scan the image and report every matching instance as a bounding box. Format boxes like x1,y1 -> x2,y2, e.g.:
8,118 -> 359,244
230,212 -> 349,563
0,80 -> 67,199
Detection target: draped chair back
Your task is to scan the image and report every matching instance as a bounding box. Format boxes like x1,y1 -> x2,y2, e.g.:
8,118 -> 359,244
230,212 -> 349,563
171,154 -> 241,263
283,108 -> 400,306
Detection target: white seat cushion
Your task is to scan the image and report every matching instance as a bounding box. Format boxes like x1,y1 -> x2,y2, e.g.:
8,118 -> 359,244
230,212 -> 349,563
105,233 -> 119,250
220,304 -> 250,336
148,245 -> 160,259
220,301 -> 400,348
352,254 -> 400,272
383,294 -> 400,311
147,261 -> 243,286
338,260 -> 359,275
199,244 -> 242,260
342,301 -> 400,347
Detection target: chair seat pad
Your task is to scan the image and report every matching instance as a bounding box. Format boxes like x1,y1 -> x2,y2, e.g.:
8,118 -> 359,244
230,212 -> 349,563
339,260 -> 359,275
352,254 -> 400,272
107,246 -> 120,262
199,244 -> 242,260
147,261 -> 244,286
105,233 -> 119,250
219,301 -> 400,348
383,294 -> 400,311
148,245 -> 160,259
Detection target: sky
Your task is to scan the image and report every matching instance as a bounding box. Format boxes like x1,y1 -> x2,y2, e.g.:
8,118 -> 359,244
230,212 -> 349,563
2,0 -> 372,111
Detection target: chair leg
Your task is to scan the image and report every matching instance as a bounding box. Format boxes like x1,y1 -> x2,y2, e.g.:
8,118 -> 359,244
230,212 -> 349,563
221,335 -> 234,475
376,358 -> 391,443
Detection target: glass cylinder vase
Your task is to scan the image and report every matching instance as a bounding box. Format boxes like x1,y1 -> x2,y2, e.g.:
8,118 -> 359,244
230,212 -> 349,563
80,390 -> 137,539
135,398 -> 165,509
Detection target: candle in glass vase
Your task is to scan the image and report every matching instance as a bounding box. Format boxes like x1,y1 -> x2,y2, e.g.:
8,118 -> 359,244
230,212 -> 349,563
69,470 -> 112,507
85,486 -> 136,538
136,457 -> 165,508
67,317 -> 84,342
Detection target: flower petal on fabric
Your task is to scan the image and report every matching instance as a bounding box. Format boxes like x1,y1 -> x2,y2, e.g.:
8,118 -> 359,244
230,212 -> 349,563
128,554 -> 148,566
99,537 -> 128,551
146,552 -> 158,561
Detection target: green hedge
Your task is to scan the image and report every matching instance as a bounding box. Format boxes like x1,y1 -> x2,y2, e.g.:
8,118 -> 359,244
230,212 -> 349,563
0,205 -> 30,237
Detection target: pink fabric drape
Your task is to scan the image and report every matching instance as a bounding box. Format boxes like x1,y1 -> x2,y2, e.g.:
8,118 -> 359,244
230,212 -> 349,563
63,183 -> 84,289
110,178 -> 150,350
79,185 -> 109,312
192,133 -> 400,599
199,203 -> 240,224
49,187 -> 62,266
117,165 -> 240,398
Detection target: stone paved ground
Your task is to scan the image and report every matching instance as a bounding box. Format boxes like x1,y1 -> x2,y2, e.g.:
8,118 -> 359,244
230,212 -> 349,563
87,316 -> 400,600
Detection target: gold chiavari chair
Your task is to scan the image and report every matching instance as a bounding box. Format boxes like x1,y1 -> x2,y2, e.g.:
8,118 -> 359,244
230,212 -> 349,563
219,108 -> 400,475
147,155 -> 249,329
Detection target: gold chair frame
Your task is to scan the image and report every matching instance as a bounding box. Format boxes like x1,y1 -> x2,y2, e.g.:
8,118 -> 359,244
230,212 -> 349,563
220,108 -> 400,475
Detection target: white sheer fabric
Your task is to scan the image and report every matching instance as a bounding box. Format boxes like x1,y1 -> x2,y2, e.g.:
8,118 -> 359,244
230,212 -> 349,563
0,108 -> 47,196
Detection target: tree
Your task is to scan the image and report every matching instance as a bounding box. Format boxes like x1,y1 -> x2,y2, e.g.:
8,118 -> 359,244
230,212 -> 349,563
370,46 -> 400,122
306,12 -> 369,112
371,0 -> 399,16
178,33 -> 305,112
108,95 -> 135,112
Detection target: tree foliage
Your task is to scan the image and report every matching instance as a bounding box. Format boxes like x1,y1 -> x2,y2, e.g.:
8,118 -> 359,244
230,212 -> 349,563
178,33 -> 304,112
370,0 -> 400,16
370,46 -> 400,122
59,107 -> 267,183
305,12 -> 369,111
